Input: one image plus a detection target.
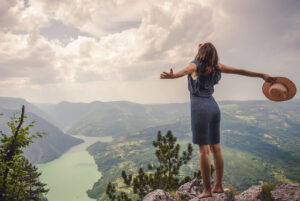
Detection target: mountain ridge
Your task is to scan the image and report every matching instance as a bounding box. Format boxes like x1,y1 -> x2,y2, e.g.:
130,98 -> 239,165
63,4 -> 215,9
0,97 -> 84,163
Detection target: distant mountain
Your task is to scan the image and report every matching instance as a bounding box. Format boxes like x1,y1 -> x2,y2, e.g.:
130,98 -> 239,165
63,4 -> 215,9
34,101 -> 91,132
0,97 -> 83,164
85,99 -> 300,200
36,100 -> 189,137
0,97 -> 60,129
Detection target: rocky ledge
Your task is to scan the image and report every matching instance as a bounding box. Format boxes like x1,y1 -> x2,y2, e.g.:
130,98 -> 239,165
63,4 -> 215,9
143,179 -> 300,201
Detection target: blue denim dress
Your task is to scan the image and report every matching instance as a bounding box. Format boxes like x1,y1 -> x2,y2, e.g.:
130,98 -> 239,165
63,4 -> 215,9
188,59 -> 222,145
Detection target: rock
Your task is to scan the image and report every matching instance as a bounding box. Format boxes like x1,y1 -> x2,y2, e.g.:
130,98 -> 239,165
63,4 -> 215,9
189,188 -> 234,201
234,185 -> 263,201
142,181 -> 300,201
176,179 -> 214,200
176,178 -> 234,201
143,189 -> 176,201
271,183 -> 300,201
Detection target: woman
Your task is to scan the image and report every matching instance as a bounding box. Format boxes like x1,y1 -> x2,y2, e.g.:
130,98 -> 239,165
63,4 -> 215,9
160,42 -> 275,199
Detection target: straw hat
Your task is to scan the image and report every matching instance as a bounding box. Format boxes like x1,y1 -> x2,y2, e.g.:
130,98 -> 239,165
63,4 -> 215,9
262,76 -> 297,101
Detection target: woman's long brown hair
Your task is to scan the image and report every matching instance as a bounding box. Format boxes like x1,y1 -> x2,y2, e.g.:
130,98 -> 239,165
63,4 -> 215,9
194,42 -> 219,76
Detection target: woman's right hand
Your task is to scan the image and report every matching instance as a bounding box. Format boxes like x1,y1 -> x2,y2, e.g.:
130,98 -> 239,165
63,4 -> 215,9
160,68 -> 174,79
262,73 -> 276,83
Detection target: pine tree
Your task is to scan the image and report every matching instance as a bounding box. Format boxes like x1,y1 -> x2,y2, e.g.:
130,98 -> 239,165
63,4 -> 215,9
22,157 -> 49,200
106,130 -> 215,201
0,105 -> 48,201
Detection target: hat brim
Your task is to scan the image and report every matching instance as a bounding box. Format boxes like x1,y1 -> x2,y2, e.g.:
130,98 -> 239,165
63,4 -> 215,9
262,77 -> 297,101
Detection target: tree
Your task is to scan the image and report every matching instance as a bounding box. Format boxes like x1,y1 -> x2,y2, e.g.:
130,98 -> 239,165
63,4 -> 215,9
22,156 -> 49,200
0,105 -> 49,201
106,130 -> 215,201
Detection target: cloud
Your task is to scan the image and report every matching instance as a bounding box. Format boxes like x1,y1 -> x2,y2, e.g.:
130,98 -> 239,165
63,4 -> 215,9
74,69 -> 102,83
208,0 -> 300,59
31,0 -> 151,37
0,32 -> 63,84
102,20 -> 141,33
0,0 -> 299,103
40,19 -> 92,43
139,1 -> 214,61
0,0 -> 49,33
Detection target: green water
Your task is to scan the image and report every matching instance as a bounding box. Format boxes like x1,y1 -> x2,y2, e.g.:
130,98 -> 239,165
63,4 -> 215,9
37,135 -> 113,201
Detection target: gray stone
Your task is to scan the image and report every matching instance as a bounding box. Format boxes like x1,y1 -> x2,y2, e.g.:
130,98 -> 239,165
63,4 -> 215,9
234,185 -> 263,201
189,188 -> 234,201
143,189 -> 176,201
271,183 -> 300,201
142,181 -> 300,201
176,179 -> 214,200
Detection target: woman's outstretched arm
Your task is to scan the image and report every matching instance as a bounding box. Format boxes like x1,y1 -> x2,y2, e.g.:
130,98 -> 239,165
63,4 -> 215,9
160,63 -> 197,79
218,62 -> 276,82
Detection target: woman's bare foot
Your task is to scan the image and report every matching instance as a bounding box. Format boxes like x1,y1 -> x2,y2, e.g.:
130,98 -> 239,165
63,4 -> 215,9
212,186 -> 224,193
197,191 -> 213,199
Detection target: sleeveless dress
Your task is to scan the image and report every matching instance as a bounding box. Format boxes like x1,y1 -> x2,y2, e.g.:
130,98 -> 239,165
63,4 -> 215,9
188,59 -> 222,145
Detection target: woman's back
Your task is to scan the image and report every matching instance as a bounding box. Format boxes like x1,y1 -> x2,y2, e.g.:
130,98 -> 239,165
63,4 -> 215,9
188,59 -> 222,97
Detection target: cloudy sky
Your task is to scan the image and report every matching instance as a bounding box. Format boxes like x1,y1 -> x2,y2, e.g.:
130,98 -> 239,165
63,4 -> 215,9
0,0 -> 299,104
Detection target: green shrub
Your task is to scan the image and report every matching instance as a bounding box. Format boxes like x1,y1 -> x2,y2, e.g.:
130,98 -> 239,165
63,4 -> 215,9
227,185 -> 239,196
258,181 -> 275,201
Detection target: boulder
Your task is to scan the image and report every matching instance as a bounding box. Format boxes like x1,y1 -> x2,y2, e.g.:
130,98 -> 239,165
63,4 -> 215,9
143,189 -> 176,201
271,183 -> 300,201
234,185 -> 263,201
176,178 -> 234,201
176,179 -> 214,200
189,188 -> 234,201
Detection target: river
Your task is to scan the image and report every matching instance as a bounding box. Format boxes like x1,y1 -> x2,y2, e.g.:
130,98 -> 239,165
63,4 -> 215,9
37,135 -> 113,201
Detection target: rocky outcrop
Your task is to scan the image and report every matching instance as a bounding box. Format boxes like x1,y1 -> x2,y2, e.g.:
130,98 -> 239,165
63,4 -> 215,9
189,188 -> 234,201
235,186 -> 263,201
234,185 -> 263,201
142,180 -> 300,201
143,179 -> 234,201
143,189 -> 177,201
271,183 -> 300,201
176,179 -> 214,200
176,179 -> 209,200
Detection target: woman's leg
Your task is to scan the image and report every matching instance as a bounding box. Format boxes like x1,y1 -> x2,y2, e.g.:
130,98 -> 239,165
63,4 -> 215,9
197,144 -> 213,198
209,143 -> 224,193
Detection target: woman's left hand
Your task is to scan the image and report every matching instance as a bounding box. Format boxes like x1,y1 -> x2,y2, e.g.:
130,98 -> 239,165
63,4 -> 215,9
262,73 -> 276,83
160,68 -> 174,79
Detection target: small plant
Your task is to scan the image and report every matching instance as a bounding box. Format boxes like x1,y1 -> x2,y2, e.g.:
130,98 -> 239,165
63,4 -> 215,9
168,190 -> 187,201
226,185 -> 238,196
258,181 -> 275,201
